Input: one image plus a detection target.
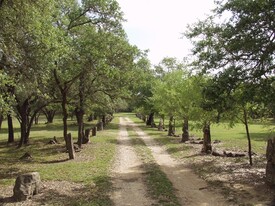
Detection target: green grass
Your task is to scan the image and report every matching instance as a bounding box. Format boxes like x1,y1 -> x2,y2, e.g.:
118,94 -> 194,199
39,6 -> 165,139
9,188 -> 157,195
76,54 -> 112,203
0,115 -> 119,205
127,129 -> 181,206
125,113 -> 275,155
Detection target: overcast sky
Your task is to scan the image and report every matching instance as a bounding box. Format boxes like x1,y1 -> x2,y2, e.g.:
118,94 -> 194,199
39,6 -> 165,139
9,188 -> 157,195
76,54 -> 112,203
116,0 -> 216,65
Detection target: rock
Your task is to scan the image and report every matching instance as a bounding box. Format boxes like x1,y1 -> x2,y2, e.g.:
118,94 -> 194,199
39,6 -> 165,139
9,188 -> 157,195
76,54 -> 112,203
19,152 -> 32,161
13,172 -> 41,201
212,150 -> 225,157
47,136 -> 59,144
74,144 -> 81,152
213,140 -> 221,144
83,129 -> 91,144
211,150 -> 246,157
189,140 -> 203,144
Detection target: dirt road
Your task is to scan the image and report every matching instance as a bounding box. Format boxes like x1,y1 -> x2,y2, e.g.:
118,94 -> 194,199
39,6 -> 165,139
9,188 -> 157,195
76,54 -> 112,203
110,118 -> 156,206
110,117 -> 227,206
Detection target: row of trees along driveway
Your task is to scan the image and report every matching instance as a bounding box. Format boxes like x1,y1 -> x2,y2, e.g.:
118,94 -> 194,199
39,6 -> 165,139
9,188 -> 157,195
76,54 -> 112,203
0,0 -> 144,150
132,0 -> 275,167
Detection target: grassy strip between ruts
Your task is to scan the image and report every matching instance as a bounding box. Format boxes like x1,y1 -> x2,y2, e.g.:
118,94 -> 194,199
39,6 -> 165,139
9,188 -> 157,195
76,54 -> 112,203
126,128 -> 181,206
0,116 -> 119,205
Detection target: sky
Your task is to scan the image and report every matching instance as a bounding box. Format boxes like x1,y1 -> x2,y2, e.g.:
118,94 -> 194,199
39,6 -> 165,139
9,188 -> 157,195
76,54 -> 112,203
116,0 -> 216,65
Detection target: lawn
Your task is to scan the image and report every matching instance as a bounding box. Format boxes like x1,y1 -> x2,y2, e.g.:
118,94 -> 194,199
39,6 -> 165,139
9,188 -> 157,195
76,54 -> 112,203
0,115 -> 119,205
124,113 -> 275,155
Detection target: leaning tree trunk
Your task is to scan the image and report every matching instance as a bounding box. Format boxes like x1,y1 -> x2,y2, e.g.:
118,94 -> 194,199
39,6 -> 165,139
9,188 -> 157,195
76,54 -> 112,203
201,122 -> 212,153
7,114 -> 14,143
168,116 -> 175,136
181,117 -> 189,142
243,108 -> 253,166
26,110 -> 41,144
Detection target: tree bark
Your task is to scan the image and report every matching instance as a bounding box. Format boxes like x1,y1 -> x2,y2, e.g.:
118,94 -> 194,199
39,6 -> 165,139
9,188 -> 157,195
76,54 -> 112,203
146,112 -> 155,127
17,99 -> 28,147
102,115 -> 106,127
266,137 -> 275,185
243,108 -> 253,166
92,127 -> 97,136
75,108 -> 84,148
0,114 -> 3,130
61,91 -> 69,148
7,114 -> 14,143
87,114 -> 94,122
201,122 -> 212,153
168,116 -> 175,136
34,113 -> 40,125
76,74 -> 85,148
158,117 -> 164,131
181,117 -> 189,142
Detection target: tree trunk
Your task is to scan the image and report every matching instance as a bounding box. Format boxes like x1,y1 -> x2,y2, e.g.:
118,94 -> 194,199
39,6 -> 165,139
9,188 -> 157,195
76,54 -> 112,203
181,117 -> 189,142
17,100 -> 28,147
34,113 -> 40,125
61,91 -> 69,149
158,117 -> 164,131
43,109 -> 56,123
26,110 -> 40,144
92,127 -> 97,136
102,115 -> 106,127
87,114 -> 94,122
146,112 -> 155,126
76,74 -> 85,148
7,114 -> 14,143
0,114 -> 3,130
168,116 -> 175,136
75,108 -> 84,148
266,137 -> 275,185
243,108 -> 253,166
201,122 -> 212,153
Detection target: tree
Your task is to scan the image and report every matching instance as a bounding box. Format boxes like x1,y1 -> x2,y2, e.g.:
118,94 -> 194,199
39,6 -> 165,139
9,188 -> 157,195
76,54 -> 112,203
129,53 -> 155,125
185,0 -> 275,162
51,0 -> 125,149
71,27 -> 138,147
0,0 -> 60,147
150,69 -> 183,136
